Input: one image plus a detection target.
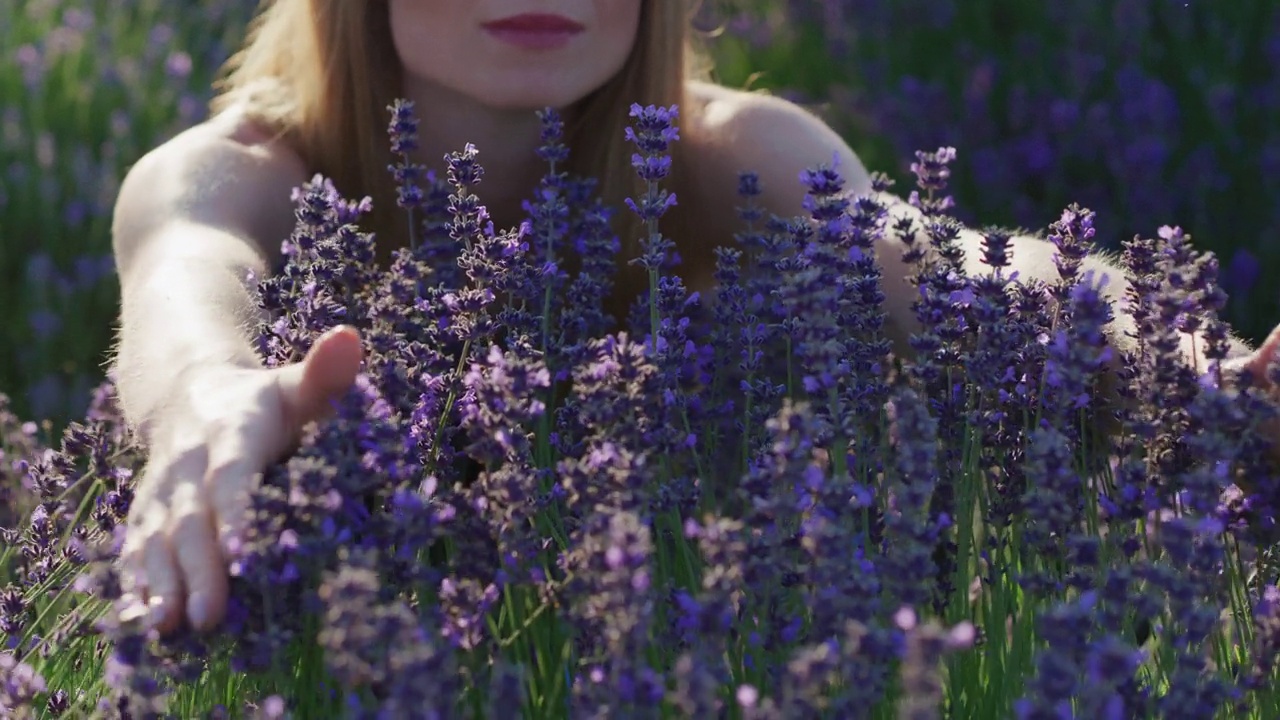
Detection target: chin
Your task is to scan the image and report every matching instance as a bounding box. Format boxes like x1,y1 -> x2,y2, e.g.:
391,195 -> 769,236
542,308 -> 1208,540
472,82 -> 603,113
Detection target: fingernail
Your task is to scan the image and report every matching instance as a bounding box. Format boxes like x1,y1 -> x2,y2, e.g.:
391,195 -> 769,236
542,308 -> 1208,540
118,595 -> 149,625
146,596 -> 166,629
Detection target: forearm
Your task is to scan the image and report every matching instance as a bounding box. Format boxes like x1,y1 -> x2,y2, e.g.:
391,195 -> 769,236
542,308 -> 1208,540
956,225 -> 1253,439
112,245 -> 269,441
924,207 -> 1253,367
999,238 -> 1253,368
876,194 -> 1253,372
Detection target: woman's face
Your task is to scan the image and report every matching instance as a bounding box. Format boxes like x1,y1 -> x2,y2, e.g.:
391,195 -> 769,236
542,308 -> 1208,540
388,1 -> 643,111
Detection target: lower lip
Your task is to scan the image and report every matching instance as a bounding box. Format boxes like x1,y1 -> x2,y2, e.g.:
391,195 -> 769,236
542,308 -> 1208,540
483,27 -> 581,51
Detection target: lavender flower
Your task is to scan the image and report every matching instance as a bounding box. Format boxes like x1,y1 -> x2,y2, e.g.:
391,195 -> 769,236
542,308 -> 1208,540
881,387 -> 942,611
789,158 -> 866,439
0,651 -> 47,719
908,146 -> 958,216
1020,427 -> 1082,562
1015,593 -> 1095,719
523,108 -> 574,349
317,548 -> 458,716
387,99 -> 426,249
624,103 -> 680,276
682,515 -> 747,649
1040,270 -> 1115,434
1046,204 -> 1097,305
567,510 -> 661,719
459,344 -> 550,465
734,400 -> 818,677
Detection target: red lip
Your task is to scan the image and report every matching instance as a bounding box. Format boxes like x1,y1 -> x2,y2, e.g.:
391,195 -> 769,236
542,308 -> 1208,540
481,13 -> 585,33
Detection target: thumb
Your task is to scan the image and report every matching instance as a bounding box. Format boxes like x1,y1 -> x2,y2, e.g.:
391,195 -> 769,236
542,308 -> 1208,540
277,325 -> 364,429
1226,325 -> 1280,388
1254,325 -> 1280,378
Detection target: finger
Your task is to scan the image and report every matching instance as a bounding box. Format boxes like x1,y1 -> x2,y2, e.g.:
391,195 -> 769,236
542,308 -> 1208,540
304,325 -> 363,417
120,455 -> 175,603
137,443 -> 208,634
1226,327 -> 1280,385
1260,324 -> 1280,356
168,480 -> 227,632
279,326 -> 363,426
142,527 -> 184,635
1256,326 -> 1280,383
205,452 -> 263,560
119,510 -> 161,598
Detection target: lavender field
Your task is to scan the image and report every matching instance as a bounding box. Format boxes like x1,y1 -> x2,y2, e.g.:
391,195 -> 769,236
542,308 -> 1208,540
3,1 -> 1280,718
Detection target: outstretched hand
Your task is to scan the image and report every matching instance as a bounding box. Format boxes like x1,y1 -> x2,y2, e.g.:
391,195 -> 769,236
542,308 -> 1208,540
120,325 -> 364,634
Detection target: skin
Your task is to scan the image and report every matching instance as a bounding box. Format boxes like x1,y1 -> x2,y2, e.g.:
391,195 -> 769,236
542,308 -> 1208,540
387,0 -> 644,229
111,1 -> 1280,636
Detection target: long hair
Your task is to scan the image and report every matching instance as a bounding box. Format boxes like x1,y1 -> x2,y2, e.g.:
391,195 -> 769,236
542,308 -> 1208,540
209,0 -> 713,265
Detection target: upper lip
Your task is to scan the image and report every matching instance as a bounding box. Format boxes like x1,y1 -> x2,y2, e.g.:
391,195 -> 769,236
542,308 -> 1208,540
481,13 -> 585,33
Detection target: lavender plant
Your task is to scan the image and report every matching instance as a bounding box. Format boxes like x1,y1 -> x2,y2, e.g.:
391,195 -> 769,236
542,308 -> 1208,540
3,98 -> 1280,720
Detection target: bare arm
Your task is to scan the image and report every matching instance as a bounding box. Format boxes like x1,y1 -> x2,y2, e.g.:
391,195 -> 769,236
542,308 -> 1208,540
703,88 -> 1254,373
875,198 -> 1255,365
110,119 -> 306,444
109,117 -> 367,636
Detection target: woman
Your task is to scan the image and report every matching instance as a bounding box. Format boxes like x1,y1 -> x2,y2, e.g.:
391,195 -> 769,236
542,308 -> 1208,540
110,0 -> 1280,635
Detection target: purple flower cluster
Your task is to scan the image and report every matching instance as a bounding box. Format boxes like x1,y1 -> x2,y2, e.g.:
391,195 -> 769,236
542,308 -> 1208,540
2,97 -> 1280,719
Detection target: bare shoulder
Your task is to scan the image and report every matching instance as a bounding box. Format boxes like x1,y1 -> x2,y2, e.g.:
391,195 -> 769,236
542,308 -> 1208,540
684,80 -> 872,216
681,81 -> 924,347
111,103 -> 309,277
